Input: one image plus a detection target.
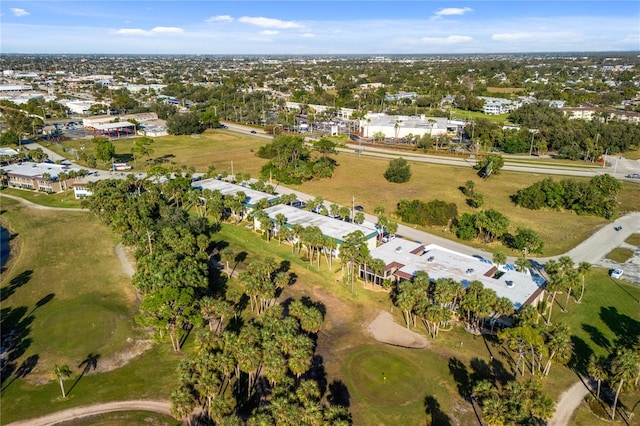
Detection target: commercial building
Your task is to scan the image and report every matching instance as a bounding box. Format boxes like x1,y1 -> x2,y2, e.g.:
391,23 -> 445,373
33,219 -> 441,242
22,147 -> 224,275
360,113 -> 456,139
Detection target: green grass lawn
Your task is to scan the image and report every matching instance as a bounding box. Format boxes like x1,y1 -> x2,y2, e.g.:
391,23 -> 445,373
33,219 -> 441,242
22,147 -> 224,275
605,247 -> 635,263
625,233 -> 640,246
0,197 -> 180,423
1,187 -> 83,208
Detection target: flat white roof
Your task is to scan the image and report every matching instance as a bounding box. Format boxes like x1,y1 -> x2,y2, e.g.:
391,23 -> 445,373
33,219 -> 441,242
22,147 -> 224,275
192,178 -> 278,206
2,161 -> 80,179
371,240 -> 543,309
263,204 -> 378,243
92,122 -> 136,131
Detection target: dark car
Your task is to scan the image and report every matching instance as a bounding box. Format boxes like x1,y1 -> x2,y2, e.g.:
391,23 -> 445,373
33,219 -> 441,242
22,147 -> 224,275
354,205 -> 364,211
614,226 -> 622,231
250,130 -> 257,134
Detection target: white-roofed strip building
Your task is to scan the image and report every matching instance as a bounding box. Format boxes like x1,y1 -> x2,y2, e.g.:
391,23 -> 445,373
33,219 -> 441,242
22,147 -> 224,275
191,178 -> 279,208
360,113 -> 456,139
254,204 -> 378,257
364,238 -> 544,310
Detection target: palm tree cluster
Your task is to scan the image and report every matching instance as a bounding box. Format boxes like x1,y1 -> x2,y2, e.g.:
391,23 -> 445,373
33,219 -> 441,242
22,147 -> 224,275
172,304 -> 350,425
588,343 -> 640,420
83,175 -> 216,352
472,378 -> 554,425
543,256 -> 591,325
239,258 -> 289,315
498,317 -> 573,379
391,272 -> 514,339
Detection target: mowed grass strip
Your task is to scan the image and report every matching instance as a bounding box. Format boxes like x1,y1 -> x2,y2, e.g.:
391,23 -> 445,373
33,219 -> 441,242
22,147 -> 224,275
625,233 -> 640,246
347,348 -> 426,407
605,247 -> 634,263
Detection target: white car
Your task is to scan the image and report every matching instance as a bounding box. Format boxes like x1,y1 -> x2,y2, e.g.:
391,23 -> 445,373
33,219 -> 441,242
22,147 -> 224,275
610,269 -> 623,279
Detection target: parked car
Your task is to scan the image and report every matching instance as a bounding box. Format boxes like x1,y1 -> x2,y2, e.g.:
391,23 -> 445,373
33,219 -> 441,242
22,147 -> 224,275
381,234 -> 396,243
354,205 -> 364,211
610,269 -> 623,279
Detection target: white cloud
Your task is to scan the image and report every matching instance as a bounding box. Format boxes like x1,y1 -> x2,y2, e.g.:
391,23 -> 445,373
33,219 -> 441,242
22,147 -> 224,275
151,26 -> 184,34
237,16 -> 304,29
261,30 -> 279,36
11,8 -> 30,17
113,28 -> 152,36
435,7 -> 472,17
492,32 -> 533,42
301,33 -> 315,38
112,27 -> 184,36
421,35 -> 473,44
206,15 -> 233,23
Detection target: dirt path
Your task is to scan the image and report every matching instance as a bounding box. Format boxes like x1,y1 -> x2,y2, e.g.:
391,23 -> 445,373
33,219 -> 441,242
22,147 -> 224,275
548,380 -> 591,426
115,243 -> 135,277
0,194 -> 88,211
6,400 -> 173,426
367,310 -> 429,348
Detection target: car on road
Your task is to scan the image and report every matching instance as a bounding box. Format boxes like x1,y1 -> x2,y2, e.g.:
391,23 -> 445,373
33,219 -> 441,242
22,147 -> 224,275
625,173 -> 640,179
614,226 -> 622,231
610,269 -> 623,279
250,130 -> 257,134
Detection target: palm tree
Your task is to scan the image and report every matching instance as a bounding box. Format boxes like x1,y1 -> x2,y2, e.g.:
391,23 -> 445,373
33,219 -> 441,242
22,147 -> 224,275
610,347 -> 640,420
576,262 -> 591,303
274,213 -> 287,244
563,268 -> 580,311
220,247 -> 235,277
51,364 -> 73,398
515,257 -> 530,274
492,251 -> 507,270
587,355 -> 609,401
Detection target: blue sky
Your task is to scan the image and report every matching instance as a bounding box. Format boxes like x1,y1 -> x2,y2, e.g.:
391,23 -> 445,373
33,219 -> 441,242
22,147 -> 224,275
2,1 -> 639,54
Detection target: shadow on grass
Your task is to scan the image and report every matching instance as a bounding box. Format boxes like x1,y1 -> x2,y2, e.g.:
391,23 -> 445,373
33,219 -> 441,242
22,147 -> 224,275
448,357 -> 471,399
1,354 -> 39,392
582,324 -> 611,353
0,305 -> 35,388
0,270 -> 33,302
424,395 -> 452,426
569,335 -> 593,376
600,306 -> 640,349
327,379 -> 350,408
66,352 -> 100,396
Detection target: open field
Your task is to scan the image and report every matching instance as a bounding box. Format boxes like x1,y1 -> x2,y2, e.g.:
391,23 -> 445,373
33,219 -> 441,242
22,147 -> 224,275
605,247 -> 635,263
51,129 -> 269,176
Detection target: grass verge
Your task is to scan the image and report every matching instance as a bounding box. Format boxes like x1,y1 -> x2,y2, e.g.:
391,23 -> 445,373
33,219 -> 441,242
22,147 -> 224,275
605,247 -> 634,263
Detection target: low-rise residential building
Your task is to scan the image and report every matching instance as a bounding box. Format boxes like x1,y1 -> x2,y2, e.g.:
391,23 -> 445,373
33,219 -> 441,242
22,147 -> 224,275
363,239 -> 545,310
192,178 -> 279,209
254,204 -> 378,257
1,162 -> 81,193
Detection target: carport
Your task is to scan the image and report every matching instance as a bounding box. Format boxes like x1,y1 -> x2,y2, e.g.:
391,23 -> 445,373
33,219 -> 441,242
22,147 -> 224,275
87,122 -> 136,139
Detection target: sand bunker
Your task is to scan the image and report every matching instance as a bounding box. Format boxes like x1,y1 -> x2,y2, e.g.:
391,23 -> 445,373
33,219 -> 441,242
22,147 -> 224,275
367,311 -> 429,348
